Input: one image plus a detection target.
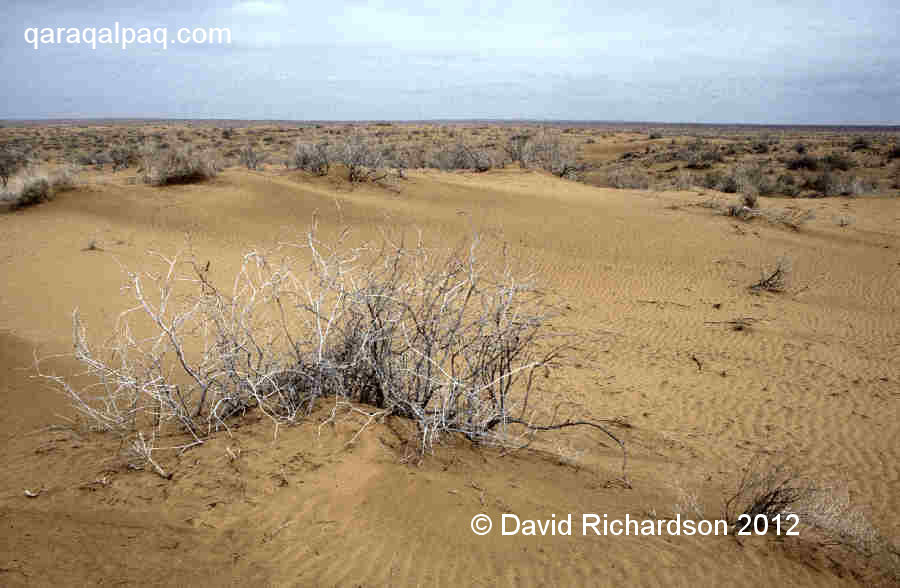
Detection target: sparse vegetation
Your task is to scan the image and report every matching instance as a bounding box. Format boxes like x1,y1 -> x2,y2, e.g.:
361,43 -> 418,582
0,147 -> 28,187
3,164 -> 78,209
428,142 -> 493,172
750,257 -> 791,292
603,166 -> 650,189
109,145 -> 136,172
722,457 -> 896,570
787,155 -> 819,171
239,143 -> 264,170
336,132 -> 385,182
822,152 -> 855,172
139,142 -> 219,186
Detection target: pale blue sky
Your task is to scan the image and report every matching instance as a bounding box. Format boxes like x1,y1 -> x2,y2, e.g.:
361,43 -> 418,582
2,1 -> 898,123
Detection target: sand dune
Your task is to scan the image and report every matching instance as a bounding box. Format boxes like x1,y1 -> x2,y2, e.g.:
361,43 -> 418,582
1,163 -> 898,586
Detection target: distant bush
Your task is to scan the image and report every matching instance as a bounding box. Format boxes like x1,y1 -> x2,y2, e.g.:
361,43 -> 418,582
849,136 -> 871,152
527,130 -> 580,179
505,134 -> 533,168
239,143 -> 264,170
139,143 -> 219,186
48,165 -> 78,193
822,152 -> 855,171
0,147 -> 28,187
774,173 -> 800,197
5,166 -> 78,209
804,171 -> 839,196
336,132 -> 385,182
701,170 -> 738,194
429,142 -> 493,172
801,171 -> 874,197
14,177 -> 51,208
792,142 -> 807,154
681,144 -> 723,170
109,145 -> 137,172
604,166 -> 650,189
886,144 -> 900,160
786,155 -> 819,171
293,141 -> 330,176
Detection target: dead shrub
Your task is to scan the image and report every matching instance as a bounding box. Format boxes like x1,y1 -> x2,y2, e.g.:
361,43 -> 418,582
37,227 -> 628,481
723,457 -> 893,560
750,256 -> 791,292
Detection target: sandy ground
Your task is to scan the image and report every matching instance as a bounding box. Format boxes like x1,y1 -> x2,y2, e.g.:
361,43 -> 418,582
1,165 -> 898,586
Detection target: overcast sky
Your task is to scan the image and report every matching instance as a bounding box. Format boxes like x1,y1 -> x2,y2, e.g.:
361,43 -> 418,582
2,1 -> 898,124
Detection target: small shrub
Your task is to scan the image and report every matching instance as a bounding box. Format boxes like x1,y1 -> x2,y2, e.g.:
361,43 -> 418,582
886,144 -> 900,160
527,131 -> 579,178
603,166 -> 650,189
822,152 -> 855,172
239,143 -> 264,170
109,145 -> 136,172
774,173 -> 800,197
0,147 -> 28,187
139,143 -> 219,186
336,132 -> 385,182
49,165 -> 78,192
723,458 -> 819,533
4,165 -> 78,209
804,171 -> 840,196
13,177 -> 51,208
293,141 -> 330,176
505,134 -> 533,168
740,192 -> 759,209
723,457 -> 889,561
750,256 -> 791,292
787,155 -> 819,171
792,142 -> 807,154
849,136 -> 870,152
429,142 -> 493,172
37,229 -> 628,481
684,149 -> 723,170
839,176 -> 877,197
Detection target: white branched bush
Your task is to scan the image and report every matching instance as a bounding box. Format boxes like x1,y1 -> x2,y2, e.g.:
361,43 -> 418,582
38,226 -> 631,474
